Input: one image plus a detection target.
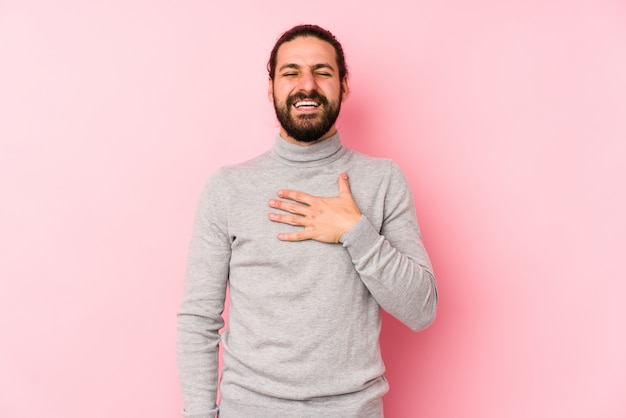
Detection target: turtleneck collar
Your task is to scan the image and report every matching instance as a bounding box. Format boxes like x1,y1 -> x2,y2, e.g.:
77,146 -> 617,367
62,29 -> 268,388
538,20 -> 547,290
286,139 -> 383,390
271,132 -> 347,167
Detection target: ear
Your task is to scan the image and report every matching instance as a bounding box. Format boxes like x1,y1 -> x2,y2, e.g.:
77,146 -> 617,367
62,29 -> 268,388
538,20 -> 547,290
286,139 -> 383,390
267,77 -> 274,102
341,76 -> 350,102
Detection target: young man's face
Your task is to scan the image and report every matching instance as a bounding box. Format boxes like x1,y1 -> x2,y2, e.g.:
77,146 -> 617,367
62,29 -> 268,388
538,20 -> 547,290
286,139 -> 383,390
268,36 -> 349,145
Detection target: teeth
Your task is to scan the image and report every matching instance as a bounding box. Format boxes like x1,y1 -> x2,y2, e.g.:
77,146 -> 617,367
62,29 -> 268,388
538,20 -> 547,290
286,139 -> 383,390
294,101 -> 319,108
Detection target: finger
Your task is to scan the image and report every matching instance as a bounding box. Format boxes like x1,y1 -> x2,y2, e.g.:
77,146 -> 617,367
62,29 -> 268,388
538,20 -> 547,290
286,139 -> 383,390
337,172 -> 353,197
277,189 -> 314,205
268,212 -> 306,226
277,230 -> 311,242
268,199 -> 310,216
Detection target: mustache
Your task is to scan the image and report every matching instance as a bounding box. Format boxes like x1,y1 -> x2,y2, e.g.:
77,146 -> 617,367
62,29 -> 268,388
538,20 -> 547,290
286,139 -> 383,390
286,91 -> 329,107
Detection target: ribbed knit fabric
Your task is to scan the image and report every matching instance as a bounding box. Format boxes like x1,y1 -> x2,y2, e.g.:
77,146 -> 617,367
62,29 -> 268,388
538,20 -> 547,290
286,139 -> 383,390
177,133 -> 437,417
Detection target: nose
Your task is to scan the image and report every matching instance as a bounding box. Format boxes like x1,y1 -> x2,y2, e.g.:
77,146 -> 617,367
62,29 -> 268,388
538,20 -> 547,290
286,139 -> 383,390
297,70 -> 317,92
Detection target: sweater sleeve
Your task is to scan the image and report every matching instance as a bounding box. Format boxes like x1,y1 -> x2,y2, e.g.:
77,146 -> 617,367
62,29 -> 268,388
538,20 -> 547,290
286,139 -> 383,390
177,172 -> 230,417
340,161 -> 438,331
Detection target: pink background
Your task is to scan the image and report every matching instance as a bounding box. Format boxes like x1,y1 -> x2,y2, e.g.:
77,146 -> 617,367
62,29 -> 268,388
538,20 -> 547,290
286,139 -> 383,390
1,1 -> 625,417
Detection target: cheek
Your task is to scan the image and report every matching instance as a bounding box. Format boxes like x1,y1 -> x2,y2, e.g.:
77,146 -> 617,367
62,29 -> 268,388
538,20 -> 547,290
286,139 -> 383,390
322,82 -> 342,97
272,85 -> 288,100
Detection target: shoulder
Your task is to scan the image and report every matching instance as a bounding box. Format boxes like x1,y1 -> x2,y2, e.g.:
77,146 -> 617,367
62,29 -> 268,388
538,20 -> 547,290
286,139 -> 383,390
207,150 -> 273,182
345,148 -> 405,179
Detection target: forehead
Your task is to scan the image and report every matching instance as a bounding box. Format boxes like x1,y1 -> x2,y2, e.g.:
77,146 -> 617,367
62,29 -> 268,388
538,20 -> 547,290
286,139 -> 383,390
275,36 -> 338,70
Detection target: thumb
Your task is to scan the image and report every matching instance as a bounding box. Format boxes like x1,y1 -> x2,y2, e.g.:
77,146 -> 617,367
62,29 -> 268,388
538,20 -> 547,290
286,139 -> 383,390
337,172 -> 353,197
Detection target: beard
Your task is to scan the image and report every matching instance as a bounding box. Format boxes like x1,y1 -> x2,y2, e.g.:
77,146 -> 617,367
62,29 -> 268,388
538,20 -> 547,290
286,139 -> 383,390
273,90 -> 342,143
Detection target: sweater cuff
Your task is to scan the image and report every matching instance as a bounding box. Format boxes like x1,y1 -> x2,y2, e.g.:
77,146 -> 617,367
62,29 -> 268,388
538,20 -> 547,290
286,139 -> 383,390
339,215 -> 383,259
182,408 -> 217,418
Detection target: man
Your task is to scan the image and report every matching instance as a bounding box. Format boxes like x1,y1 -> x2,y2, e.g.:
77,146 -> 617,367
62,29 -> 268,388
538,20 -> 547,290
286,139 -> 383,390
177,24 -> 438,417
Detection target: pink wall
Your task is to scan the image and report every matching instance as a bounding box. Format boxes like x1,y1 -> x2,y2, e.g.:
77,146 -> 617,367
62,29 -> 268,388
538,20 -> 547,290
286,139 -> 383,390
1,1 -> 625,417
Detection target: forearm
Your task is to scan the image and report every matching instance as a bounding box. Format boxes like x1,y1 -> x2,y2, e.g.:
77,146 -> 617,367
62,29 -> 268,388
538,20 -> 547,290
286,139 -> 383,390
340,215 -> 438,331
177,257 -> 227,416
176,312 -> 221,417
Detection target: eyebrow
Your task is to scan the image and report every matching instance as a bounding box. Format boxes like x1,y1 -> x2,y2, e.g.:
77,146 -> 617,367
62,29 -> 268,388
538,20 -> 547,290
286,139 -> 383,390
278,63 -> 336,72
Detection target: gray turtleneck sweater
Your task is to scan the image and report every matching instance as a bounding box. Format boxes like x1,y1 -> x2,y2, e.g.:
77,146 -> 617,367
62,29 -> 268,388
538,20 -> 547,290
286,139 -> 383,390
177,133 -> 437,418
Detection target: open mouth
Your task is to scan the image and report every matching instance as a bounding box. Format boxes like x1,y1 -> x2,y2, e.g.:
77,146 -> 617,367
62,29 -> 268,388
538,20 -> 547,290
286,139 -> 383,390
293,100 -> 320,109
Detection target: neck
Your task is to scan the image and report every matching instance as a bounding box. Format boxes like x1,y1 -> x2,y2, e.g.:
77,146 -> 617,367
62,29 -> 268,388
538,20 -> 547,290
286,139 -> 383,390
272,131 -> 345,167
279,126 -> 337,147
